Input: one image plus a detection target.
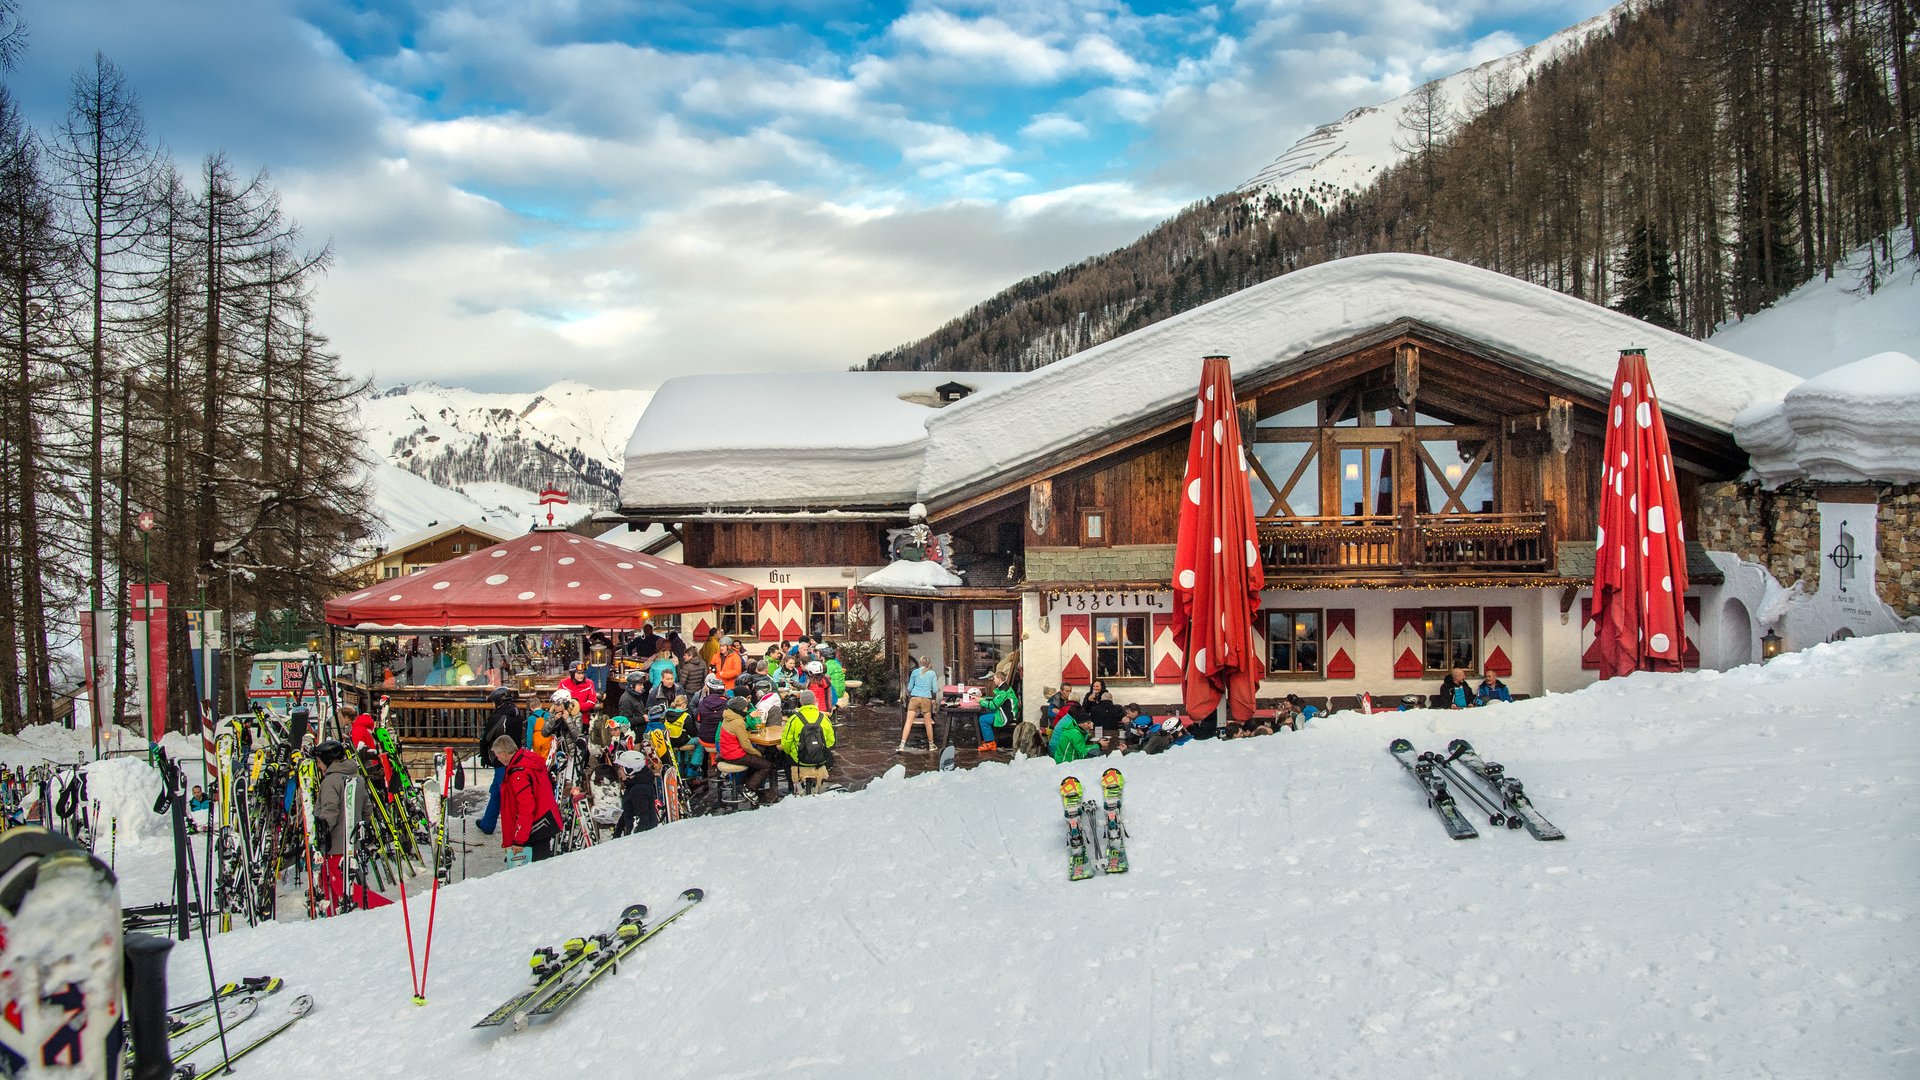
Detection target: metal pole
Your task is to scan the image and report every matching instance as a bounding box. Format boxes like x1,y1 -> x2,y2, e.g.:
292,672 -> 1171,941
144,531 -> 156,750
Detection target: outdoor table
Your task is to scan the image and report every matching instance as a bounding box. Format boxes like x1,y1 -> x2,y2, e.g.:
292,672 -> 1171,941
938,703 -> 984,750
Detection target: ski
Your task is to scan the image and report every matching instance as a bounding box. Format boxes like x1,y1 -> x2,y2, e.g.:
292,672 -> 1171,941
1387,739 -> 1479,840
167,976 -> 282,1018
520,889 -> 704,1027
1421,752 -> 1514,830
1098,768 -> 1129,874
174,994 -> 313,1079
1445,740 -> 1565,841
1059,777 -> 1094,881
0,828 -> 125,1077
471,905 -> 648,1029
166,996 -> 258,1067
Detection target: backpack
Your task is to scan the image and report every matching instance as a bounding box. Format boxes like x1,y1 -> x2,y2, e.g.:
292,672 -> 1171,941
796,714 -> 830,767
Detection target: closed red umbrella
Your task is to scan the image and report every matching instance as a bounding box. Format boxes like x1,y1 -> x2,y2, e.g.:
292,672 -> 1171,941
1172,355 -> 1267,722
1583,348 -> 1689,677
325,527 -> 754,630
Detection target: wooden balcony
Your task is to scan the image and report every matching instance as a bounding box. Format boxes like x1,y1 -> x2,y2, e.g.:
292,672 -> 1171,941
1257,511 -> 1554,577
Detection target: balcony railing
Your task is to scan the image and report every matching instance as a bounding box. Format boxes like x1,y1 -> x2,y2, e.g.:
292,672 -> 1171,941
1257,511 -> 1554,575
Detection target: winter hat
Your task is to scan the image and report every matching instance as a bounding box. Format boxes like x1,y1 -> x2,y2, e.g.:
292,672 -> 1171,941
725,695 -> 751,716
719,635 -> 734,646
704,673 -> 724,691
490,735 -> 517,759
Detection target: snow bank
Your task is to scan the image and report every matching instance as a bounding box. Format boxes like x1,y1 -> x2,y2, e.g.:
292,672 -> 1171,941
0,722 -> 145,768
84,756 -> 174,851
1710,252 -> 1920,377
176,634 -> 1920,1079
1735,351 -> 1920,485
919,253 -> 1801,502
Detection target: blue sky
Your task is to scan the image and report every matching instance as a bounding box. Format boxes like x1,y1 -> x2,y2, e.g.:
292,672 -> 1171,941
11,0 -> 1612,390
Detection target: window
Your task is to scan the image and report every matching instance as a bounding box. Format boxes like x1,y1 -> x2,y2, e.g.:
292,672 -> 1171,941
450,543 -> 462,554
1417,438 -> 1495,515
1423,608 -> 1477,672
1338,445 -> 1396,517
718,597 -> 756,638
1266,610 -> 1322,674
1080,509 -> 1109,547
969,607 -> 1016,681
1093,615 -> 1149,681
807,589 -> 847,637
383,566 -> 400,579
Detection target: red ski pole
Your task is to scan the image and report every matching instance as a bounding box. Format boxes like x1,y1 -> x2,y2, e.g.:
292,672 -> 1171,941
415,747 -> 456,1005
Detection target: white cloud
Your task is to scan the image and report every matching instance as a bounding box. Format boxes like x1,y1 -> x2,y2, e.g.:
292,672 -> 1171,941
1021,113 -> 1090,140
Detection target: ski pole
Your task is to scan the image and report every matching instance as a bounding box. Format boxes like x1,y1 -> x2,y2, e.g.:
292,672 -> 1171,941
1422,752 -> 1508,827
398,871 -> 423,1004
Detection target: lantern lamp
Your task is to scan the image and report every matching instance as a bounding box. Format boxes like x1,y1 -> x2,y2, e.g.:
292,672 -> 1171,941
591,644 -> 611,666
306,632 -> 323,655
1760,629 -> 1783,661
343,644 -> 362,664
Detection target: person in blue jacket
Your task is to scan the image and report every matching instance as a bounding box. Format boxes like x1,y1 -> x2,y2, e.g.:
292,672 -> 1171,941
1475,674 -> 1513,705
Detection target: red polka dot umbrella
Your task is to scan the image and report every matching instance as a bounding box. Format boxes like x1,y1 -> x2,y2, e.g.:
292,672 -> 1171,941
1582,348 -> 1689,678
1172,356 -> 1267,722
324,528 -> 754,631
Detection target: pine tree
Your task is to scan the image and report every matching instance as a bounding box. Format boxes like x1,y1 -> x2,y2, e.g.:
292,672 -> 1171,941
1612,218 -> 1679,329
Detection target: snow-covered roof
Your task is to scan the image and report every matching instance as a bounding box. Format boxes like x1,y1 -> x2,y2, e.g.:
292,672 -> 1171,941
856,558 -> 967,596
918,253 -> 1803,502
620,371 -> 1028,511
1735,352 -> 1920,487
366,519 -> 513,559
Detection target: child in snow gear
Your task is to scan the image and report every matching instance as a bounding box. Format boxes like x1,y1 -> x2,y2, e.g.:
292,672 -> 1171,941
314,740 -> 390,912
976,672 -> 1017,753
611,750 -> 658,837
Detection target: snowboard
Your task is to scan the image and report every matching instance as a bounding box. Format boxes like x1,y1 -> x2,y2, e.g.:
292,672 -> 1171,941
0,826 -> 125,1077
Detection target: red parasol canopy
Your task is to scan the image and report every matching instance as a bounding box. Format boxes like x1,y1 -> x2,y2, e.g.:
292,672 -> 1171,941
1583,349 -> 1689,677
325,528 -> 754,631
1172,356 -> 1267,722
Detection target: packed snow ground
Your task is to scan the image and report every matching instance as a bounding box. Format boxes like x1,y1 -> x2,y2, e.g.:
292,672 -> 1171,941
112,635 -> 1920,1077
1710,246 -> 1919,377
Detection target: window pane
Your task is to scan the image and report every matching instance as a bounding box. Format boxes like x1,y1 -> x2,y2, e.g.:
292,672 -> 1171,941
1252,442 -> 1317,517
1421,440 -> 1496,515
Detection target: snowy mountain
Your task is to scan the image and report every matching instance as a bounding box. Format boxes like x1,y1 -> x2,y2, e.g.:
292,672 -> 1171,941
92,633 -> 1918,1078
356,381 -> 654,544
1238,5 -> 1619,210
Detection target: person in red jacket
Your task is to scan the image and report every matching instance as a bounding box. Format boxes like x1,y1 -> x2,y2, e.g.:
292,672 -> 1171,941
350,711 -> 379,751
492,735 -> 562,864
557,661 -> 599,715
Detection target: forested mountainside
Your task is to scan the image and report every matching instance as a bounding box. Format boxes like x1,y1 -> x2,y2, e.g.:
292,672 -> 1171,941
866,0 -> 1917,373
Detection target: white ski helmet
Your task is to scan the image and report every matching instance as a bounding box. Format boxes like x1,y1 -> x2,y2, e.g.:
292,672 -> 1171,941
550,688 -> 573,704
615,750 -> 646,772
806,660 -> 824,674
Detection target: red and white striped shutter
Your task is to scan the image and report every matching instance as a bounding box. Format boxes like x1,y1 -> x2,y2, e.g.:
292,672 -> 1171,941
1391,609 -> 1425,678
1324,609 -> 1356,679
756,590 -> 780,640
1579,597 -> 1599,670
1482,607 -> 1514,677
1150,613 -> 1183,684
690,612 -> 715,640
1682,596 -> 1701,669
1059,614 -> 1093,686
778,589 -> 805,640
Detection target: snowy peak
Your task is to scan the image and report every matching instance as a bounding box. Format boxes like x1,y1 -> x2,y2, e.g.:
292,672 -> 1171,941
1238,5 -> 1621,210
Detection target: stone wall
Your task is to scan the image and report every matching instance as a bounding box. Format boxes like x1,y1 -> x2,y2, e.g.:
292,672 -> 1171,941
1698,481 -> 1920,616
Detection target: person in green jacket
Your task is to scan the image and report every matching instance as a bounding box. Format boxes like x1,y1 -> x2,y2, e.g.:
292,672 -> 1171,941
1051,713 -> 1106,764
822,650 -> 847,709
976,672 -> 1019,754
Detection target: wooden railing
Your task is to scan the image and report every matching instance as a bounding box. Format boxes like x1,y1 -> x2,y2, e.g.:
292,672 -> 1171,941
1257,511 -> 1553,575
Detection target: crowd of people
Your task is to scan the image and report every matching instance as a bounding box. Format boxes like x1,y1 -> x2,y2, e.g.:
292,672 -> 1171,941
470,625 -> 847,867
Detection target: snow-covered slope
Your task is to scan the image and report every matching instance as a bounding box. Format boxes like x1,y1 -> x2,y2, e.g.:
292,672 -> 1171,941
135,633 -> 1917,1078
364,381 -> 654,512
1239,6 -> 1620,210
1710,248 -> 1920,377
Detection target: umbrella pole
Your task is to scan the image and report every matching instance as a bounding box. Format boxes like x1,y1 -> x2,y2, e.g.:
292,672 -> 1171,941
1215,699 -> 1227,739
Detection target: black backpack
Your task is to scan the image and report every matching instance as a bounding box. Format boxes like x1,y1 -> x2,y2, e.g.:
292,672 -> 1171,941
796,714 -> 830,767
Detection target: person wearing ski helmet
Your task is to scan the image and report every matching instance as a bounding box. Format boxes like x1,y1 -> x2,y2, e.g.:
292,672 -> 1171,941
313,739 -> 390,912
617,670 -> 650,726
477,686 -> 522,835
694,673 -> 730,747
611,749 -> 658,837
557,661 -> 599,716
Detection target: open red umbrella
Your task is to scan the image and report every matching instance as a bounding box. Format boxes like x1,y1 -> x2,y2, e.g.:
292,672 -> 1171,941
325,527 -> 754,630
1172,355 -> 1267,722
1583,348 -> 1689,677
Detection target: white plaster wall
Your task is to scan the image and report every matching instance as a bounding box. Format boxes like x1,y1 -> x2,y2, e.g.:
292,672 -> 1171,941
1011,586 -> 1561,713
720,565 -> 881,592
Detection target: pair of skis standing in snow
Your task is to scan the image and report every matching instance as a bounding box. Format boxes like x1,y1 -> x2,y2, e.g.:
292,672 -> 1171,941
1058,768 -> 1129,879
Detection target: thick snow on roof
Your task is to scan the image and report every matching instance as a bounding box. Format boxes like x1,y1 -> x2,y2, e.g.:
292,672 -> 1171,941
621,371 -> 1027,510
1735,352 -> 1920,486
857,558 -> 966,594
920,253 -> 1802,502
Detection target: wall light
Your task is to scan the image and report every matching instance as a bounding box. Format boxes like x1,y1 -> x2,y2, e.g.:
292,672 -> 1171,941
1760,629 -> 1783,661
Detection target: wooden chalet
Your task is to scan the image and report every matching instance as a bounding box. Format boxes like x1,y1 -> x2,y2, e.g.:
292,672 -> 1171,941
620,253 -> 1802,716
